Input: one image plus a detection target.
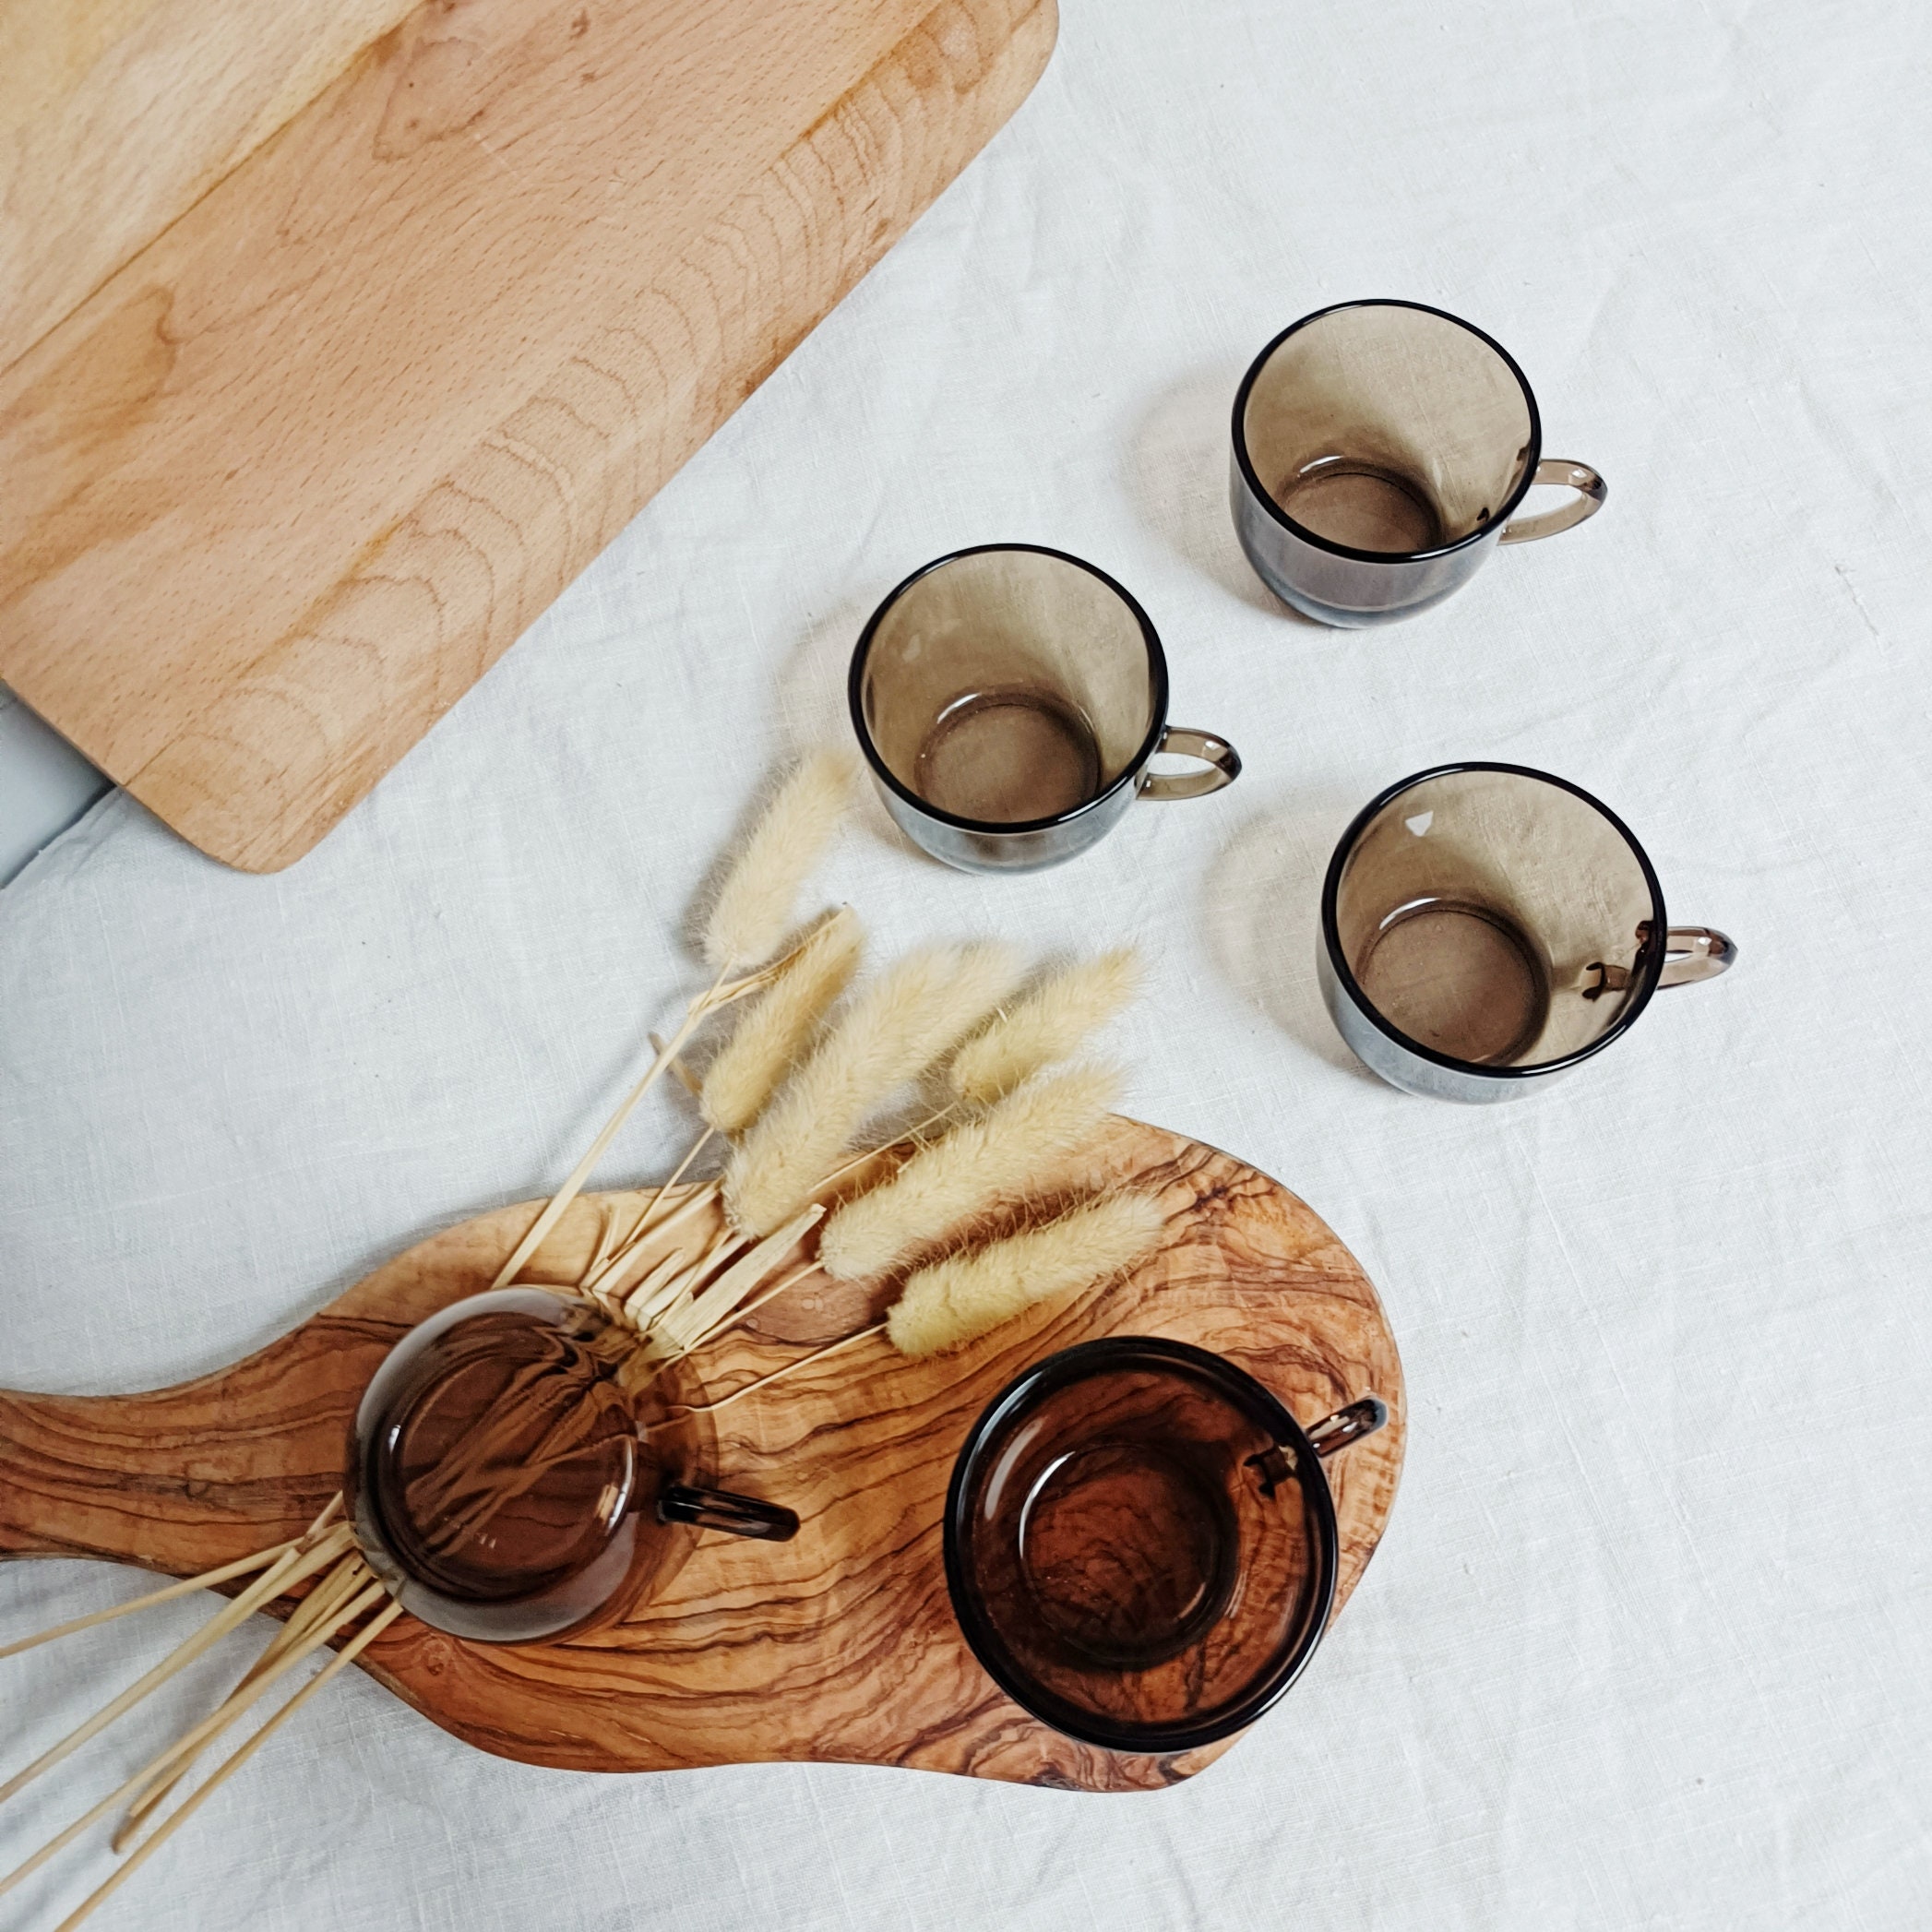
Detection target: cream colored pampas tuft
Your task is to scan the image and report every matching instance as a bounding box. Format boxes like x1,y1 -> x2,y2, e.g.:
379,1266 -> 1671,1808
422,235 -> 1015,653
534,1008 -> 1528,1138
817,1064 -> 1121,1281
701,908 -> 863,1135
886,1192 -> 1166,1358
948,948 -> 1142,1103
701,748 -> 857,970
725,942 -> 1021,1235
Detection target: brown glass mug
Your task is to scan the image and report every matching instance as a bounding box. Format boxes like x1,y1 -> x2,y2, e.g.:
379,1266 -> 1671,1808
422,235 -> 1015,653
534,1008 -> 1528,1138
945,1336 -> 1388,1752
1232,300 -> 1605,626
345,1289 -> 796,1643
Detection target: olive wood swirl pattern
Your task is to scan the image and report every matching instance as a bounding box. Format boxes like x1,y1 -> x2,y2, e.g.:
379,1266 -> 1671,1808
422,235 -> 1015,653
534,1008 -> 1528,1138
0,1120 -> 1403,1792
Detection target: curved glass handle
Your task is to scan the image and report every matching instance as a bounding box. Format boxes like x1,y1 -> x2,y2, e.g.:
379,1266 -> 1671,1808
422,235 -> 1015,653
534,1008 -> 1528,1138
1497,459 -> 1606,544
1658,925 -> 1738,989
1305,1395 -> 1389,1460
658,1481 -> 799,1541
1138,726 -> 1242,802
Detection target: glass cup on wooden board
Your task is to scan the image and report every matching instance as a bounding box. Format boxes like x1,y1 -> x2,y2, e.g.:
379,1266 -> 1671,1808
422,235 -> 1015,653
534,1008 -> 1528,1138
944,1335 -> 1389,1753
345,1289 -> 796,1643
1231,300 -> 1606,626
1318,763 -> 1736,1103
848,544 -> 1240,874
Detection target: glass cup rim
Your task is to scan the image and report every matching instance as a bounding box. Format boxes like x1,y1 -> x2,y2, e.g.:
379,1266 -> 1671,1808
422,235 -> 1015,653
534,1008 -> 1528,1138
1320,761 -> 1671,1082
942,1334 -> 1341,1755
1230,298 -> 1546,566
846,542 -> 1172,838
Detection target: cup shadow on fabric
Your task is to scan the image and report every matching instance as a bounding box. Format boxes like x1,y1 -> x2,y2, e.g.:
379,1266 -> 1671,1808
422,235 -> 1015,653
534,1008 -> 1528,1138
1204,800 -> 1382,1082
1126,367 -> 1322,623
773,598 -> 928,860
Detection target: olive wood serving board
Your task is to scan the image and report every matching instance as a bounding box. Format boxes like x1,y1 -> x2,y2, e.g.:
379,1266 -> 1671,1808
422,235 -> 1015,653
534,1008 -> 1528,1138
0,0 -> 1055,873
0,1119 -> 1403,1792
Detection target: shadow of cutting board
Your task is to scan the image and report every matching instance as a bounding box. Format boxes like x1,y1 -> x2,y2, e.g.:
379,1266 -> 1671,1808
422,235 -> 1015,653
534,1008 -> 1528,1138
0,0 -> 1055,872
0,1119 -> 1404,1792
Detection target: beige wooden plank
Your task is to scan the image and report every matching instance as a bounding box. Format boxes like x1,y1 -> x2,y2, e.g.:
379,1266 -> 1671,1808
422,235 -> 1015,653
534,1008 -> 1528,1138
0,0 -> 416,366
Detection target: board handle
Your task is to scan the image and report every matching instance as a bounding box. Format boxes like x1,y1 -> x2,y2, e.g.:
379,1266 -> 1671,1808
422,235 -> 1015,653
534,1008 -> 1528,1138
0,1315 -> 387,1576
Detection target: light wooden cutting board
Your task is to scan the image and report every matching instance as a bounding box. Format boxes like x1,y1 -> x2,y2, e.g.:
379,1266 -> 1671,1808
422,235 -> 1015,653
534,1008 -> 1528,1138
0,0 -> 1055,871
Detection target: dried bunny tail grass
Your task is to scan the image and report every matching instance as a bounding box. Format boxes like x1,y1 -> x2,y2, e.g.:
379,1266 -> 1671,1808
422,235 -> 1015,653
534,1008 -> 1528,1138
818,1063 -> 1121,1281
948,948 -> 1142,1103
885,1192 -> 1166,1359
724,941 -> 1021,1236
701,747 -> 858,969
701,908 -> 863,1134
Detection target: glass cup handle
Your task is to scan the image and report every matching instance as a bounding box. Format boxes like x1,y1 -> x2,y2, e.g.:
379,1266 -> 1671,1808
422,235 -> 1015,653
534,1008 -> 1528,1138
1497,459 -> 1607,544
1658,925 -> 1738,989
658,1481 -> 800,1541
1305,1396 -> 1389,1459
1137,727 -> 1242,801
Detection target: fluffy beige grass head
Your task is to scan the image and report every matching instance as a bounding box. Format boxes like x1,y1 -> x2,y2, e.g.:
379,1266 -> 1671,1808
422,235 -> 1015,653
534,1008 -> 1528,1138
817,1063 -> 1120,1281
701,908 -> 863,1136
701,748 -> 857,970
885,1192 -> 1165,1358
948,948 -> 1141,1103
724,941 -> 1021,1235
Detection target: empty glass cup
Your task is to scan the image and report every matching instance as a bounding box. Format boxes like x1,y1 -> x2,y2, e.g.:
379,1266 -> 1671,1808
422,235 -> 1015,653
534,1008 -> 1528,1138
1319,763 -> 1737,1102
345,1289 -> 796,1642
848,544 -> 1239,873
1231,300 -> 1605,626
945,1335 -> 1388,1752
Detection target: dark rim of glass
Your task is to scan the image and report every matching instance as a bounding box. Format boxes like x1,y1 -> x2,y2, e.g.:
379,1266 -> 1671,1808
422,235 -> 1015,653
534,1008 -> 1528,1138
1320,761 -> 1669,1082
847,543 -> 1171,838
1230,298 -> 1545,566
942,1336 -> 1340,1755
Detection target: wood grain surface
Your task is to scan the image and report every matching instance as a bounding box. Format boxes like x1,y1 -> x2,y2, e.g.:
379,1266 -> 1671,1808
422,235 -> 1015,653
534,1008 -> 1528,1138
0,0 -> 1055,872
0,0 -> 416,364
0,1119 -> 1403,1792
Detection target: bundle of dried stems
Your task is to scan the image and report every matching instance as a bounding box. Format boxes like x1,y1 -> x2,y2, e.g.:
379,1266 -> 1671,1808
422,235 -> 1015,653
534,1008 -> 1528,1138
0,750 -> 1167,1926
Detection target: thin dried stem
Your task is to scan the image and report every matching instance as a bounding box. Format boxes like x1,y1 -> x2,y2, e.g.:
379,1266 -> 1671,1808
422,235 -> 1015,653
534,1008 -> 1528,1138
644,1202 -> 824,1359
0,1523 -> 352,1807
0,1560 -> 374,1902
698,1258 -> 817,1343
489,964 -> 733,1292
115,1555 -> 372,1837
0,1541 -> 301,1662
652,1325 -> 887,1416
54,1593 -> 404,1932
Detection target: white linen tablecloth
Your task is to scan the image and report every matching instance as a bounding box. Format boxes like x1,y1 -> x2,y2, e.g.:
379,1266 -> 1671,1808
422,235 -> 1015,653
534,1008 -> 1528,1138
4,0 -> 1929,1924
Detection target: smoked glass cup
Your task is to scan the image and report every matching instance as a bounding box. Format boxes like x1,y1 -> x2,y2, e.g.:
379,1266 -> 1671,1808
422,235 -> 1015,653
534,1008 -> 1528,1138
1231,300 -> 1605,626
848,543 -> 1240,873
944,1336 -> 1389,1753
1319,763 -> 1737,1103
346,1288 -> 797,1643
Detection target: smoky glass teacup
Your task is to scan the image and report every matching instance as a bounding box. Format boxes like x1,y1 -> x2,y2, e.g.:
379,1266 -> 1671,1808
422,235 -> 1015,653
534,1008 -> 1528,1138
1231,300 -> 1605,626
1319,763 -> 1737,1102
849,543 -> 1239,874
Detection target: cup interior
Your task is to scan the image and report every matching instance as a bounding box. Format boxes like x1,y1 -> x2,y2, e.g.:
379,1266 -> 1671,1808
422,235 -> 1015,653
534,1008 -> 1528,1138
945,1337 -> 1336,1753
347,1288 -> 663,1642
1326,766 -> 1666,1073
1240,303 -> 1536,555
852,547 -> 1163,828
